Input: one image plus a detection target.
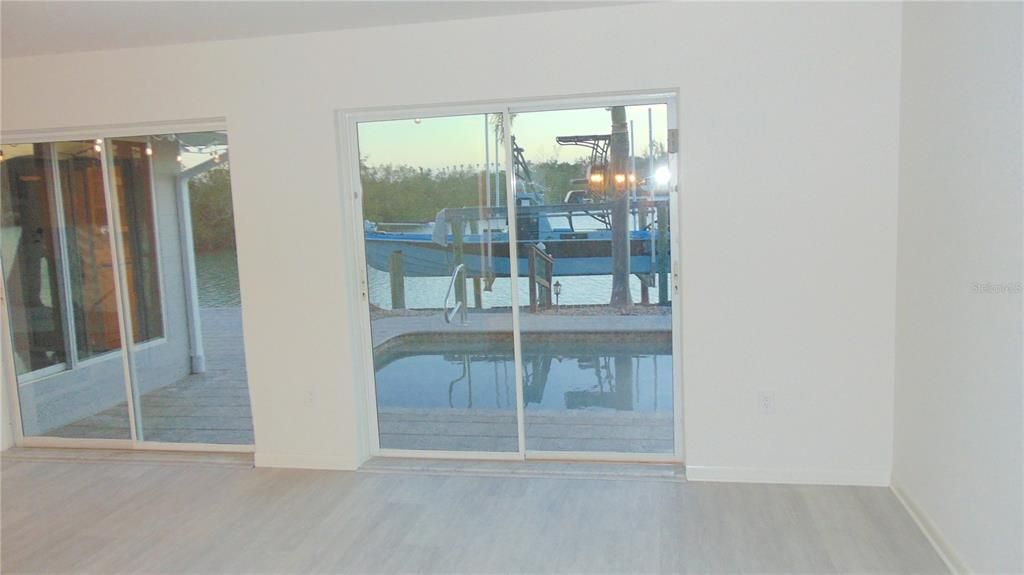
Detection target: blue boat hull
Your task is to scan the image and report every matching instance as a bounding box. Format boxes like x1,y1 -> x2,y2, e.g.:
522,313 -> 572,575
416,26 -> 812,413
365,230 -> 666,277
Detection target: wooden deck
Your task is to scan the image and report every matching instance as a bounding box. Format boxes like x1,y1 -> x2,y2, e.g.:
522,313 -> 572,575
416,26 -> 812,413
50,307 -> 253,444
52,308 -> 673,451
378,408 -> 674,453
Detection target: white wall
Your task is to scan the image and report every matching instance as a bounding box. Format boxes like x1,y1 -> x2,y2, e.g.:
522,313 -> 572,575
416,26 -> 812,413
0,3 -> 902,480
1,395 -> 11,450
894,3 -> 1024,573
1,230 -> 17,449
1,295 -> 14,450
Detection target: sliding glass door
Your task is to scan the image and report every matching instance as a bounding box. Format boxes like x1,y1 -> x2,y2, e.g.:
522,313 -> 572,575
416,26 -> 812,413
116,132 -> 253,445
1,130 -> 252,447
353,95 -> 679,460
2,141 -> 132,439
357,112 -> 520,452
510,102 -> 675,455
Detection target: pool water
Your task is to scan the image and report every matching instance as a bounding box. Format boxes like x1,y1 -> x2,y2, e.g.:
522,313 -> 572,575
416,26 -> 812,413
372,333 -> 675,454
373,336 -> 673,413
195,249 -> 241,308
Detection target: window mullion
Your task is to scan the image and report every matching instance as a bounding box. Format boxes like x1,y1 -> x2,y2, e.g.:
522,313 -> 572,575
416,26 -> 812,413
47,142 -> 79,368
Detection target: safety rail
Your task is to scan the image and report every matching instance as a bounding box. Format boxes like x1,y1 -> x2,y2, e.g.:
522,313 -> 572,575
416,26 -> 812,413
443,264 -> 467,325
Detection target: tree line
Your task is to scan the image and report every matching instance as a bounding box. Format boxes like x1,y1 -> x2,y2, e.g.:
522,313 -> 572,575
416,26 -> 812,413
360,159 -> 589,223
188,166 -> 236,252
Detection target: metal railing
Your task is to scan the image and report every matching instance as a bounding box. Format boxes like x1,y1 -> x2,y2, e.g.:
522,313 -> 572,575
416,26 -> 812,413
443,264 -> 467,325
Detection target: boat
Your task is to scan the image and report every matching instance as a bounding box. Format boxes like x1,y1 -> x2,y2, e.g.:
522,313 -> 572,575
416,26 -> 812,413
362,133 -> 671,280
363,201 -> 665,278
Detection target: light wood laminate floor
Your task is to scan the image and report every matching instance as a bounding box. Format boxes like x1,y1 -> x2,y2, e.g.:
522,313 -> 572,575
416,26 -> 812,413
0,452 -> 948,574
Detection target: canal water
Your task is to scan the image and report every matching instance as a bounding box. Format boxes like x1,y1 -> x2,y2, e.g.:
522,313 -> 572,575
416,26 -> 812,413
196,248 -> 671,310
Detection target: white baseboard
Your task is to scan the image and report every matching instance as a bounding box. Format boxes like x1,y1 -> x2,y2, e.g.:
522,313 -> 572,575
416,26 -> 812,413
254,452 -> 356,470
891,482 -> 967,575
685,464 -> 890,486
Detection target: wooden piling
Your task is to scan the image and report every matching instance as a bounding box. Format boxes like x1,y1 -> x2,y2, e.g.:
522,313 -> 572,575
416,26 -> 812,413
528,244 -> 554,312
639,200 -> 650,305
528,248 -> 538,313
389,250 -> 405,310
656,203 -> 670,305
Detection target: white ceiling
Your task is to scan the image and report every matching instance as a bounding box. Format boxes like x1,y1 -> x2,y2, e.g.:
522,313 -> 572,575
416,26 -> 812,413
1,1 -> 618,59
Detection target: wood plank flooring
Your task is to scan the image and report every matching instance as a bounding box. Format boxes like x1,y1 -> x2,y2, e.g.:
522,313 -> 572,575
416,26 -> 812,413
0,451 -> 948,574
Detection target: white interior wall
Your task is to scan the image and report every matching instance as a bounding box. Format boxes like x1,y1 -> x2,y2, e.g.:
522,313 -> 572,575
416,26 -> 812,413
1,3 -> 902,480
894,3 -> 1024,573
0,396 -> 10,450
1,210 -> 14,448
1,295 -> 14,450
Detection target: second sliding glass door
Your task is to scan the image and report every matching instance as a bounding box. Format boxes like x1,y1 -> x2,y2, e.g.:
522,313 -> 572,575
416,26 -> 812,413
354,96 -> 679,460
2,131 -> 253,447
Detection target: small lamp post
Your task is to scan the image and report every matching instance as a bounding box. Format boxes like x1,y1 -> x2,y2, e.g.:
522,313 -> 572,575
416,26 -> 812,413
553,280 -> 562,309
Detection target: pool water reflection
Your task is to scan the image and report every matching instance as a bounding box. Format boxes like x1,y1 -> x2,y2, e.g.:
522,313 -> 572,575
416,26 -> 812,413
373,334 -> 674,454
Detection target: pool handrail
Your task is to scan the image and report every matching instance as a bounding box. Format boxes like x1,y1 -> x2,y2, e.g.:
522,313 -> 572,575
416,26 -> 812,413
444,264 -> 467,325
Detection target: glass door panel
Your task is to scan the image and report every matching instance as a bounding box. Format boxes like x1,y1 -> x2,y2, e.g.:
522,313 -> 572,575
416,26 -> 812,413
358,113 -> 519,453
2,141 -> 132,439
114,132 -> 253,445
110,139 -> 164,344
510,103 -> 676,455
57,141 -> 122,361
2,133 -> 253,447
1,143 -> 67,375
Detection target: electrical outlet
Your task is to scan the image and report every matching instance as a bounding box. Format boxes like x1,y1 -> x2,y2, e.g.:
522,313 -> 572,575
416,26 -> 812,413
758,391 -> 776,415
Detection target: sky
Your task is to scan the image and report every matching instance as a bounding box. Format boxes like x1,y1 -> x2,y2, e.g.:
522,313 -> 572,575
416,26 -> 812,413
356,104 -> 669,171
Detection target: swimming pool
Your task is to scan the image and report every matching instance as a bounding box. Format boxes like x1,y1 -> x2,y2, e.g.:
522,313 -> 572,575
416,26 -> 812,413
372,332 -> 674,454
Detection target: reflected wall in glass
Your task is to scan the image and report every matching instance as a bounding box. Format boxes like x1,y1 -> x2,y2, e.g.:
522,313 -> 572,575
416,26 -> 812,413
1,144 -> 67,375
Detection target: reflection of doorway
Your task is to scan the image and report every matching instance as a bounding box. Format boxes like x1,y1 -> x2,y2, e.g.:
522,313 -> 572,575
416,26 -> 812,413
111,140 -> 165,344
61,153 -> 121,357
345,93 -> 681,463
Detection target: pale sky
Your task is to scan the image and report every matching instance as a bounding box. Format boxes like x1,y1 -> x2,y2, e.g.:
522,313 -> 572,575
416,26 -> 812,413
356,104 -> 669,171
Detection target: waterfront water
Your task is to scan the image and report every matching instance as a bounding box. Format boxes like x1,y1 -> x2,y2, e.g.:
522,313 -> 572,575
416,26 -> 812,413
195,249 -> 241,308
194,247 -> 670,310
375,344 -> 673,412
